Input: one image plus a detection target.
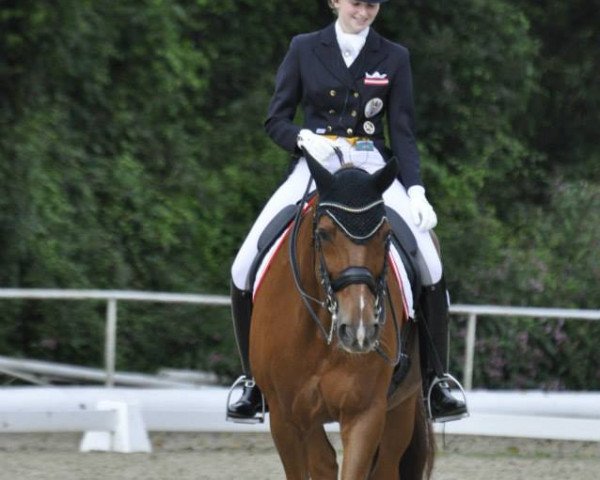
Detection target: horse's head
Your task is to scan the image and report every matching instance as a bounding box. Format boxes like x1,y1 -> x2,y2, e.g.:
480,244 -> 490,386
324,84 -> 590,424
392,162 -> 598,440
305,153 -> 399,354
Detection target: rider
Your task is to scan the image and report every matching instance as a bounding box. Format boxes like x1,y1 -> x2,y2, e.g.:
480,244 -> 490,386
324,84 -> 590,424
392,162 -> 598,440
227,0 -> 468,422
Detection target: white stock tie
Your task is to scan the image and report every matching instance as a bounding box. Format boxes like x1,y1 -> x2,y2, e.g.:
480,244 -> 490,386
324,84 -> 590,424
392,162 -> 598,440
335,21 -> 368,67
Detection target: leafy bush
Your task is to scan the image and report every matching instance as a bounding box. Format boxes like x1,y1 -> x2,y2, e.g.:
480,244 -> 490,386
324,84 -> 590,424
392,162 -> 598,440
0,1 -> 598,388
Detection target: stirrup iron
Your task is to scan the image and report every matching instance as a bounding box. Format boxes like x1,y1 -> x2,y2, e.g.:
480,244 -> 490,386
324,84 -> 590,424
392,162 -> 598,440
225,375 -> 267,424
426,373 -> 469,423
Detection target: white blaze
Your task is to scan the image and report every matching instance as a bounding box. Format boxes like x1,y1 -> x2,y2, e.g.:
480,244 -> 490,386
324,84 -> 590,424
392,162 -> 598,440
357,295 -> 366,347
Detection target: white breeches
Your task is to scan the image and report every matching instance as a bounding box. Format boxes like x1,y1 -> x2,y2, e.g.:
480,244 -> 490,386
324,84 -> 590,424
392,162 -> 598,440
231,139 -> 443,290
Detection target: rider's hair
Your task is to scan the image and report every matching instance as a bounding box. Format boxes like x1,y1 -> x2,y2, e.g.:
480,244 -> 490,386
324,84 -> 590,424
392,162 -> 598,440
327,0 -> 338,15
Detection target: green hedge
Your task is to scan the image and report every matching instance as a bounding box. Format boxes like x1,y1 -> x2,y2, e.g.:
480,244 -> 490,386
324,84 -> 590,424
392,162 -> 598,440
0,0 -> 598,388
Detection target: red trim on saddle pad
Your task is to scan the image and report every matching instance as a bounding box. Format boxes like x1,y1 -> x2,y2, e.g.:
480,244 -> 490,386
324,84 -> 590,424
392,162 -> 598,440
253,200 -> 315,301
388,252 -> 410,319
252,223 -> 292,301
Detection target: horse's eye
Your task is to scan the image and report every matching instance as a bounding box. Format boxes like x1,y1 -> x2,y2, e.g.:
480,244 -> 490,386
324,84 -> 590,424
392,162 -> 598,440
317,228 -> 331,242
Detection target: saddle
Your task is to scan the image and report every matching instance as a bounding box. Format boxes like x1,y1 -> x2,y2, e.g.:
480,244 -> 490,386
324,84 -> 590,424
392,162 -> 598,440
247,204 -> 299,291
384,207 -> 422,304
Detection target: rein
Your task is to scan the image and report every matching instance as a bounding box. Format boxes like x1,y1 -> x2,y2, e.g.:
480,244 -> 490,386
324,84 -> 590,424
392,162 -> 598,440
289,177 -> 336,343
288,176 -> 403,366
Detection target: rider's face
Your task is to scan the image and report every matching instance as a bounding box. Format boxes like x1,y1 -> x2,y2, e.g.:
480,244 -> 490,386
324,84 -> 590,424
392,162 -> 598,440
332,0 -> 380,34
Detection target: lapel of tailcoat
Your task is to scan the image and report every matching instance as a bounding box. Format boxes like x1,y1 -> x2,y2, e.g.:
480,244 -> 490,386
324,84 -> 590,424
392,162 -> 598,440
314,25 -> 390,89
353,29 -> 389,82
314,24 -> 355,88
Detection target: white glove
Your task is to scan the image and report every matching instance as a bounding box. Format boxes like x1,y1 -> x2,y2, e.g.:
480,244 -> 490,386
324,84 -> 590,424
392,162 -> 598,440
297,129 -> 336,163
407,185 -> 438,231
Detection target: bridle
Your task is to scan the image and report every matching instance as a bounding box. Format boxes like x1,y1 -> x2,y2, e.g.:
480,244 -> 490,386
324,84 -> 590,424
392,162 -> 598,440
313,202 -> 391,329
289,176 -> 402,366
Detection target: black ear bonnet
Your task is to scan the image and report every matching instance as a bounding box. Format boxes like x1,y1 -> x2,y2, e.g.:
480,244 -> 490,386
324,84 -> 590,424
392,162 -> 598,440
316,167 -> 387,242
303,154 -> 399,242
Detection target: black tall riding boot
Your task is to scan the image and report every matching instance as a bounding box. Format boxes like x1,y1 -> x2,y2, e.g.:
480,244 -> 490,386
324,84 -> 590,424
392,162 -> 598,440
226,282 -> 264,421
418,277 -> 468,422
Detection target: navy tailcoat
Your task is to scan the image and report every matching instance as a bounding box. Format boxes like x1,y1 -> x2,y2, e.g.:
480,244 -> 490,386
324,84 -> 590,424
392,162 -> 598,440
265,23 -> 422,188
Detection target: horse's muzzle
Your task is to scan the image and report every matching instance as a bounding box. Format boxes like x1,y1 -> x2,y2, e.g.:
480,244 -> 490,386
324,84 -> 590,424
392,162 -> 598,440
337,320 -> 380,353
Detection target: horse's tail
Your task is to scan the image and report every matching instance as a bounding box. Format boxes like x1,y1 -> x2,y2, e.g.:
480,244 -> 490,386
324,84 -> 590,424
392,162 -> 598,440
399,394 -> 435,479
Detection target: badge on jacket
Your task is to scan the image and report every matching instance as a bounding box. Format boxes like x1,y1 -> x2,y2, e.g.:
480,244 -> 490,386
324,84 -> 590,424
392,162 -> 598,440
364,72 -> 389,86
364,98 -> 383,118
363,121 -> 376,135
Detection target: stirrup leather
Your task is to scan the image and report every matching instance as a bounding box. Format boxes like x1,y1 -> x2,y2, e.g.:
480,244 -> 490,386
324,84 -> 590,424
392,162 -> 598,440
225,375 -> 267,424
426,373 -> 469,423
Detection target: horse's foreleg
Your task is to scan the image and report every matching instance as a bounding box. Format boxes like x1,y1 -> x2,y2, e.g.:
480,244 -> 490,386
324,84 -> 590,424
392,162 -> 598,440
269,405 -> 310,480
339,403 -> 387,480
306,426 -> 338,479
369,393 -> 417,480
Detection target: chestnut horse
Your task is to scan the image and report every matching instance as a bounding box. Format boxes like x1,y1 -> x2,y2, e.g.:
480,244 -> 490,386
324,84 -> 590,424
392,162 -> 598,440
250,154 -> 434,479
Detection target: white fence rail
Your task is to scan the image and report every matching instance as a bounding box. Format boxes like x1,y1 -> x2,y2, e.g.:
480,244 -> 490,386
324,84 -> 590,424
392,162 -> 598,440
0,289 -> 599,450
0,289 -> 228,387
0,289 -> 598,390
449,304 -> 600,389
0,387 -> 599,452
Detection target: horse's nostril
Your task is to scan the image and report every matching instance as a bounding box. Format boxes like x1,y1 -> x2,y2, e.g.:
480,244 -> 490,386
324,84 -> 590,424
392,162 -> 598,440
338,323 -> 348,340
369,322 -> 380,339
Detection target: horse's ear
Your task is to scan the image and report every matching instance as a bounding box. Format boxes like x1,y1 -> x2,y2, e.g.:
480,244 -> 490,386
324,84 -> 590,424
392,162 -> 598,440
304,149 -> 334,192
373,157 -> 399,194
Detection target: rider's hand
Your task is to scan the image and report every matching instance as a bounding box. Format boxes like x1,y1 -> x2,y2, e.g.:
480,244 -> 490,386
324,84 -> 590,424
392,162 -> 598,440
407,185 -> 438,231
297,129 -> 336,163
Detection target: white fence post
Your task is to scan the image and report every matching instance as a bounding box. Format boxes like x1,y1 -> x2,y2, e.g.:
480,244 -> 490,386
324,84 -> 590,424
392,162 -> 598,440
80,400 -> 151,453
105,298 -> 117,387
464,313 -> 478,391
